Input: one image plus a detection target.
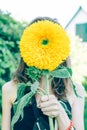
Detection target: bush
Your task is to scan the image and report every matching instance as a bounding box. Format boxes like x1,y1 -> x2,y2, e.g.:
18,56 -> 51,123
0,10 -> 26,85
0,10 -> 27,129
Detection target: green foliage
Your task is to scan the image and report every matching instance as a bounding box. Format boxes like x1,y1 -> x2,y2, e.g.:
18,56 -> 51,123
26,67 -> 42,81
0,10 -> 27,124
50,66 -> 72,78
82,76 -> 87,92
26,66 -> 73,82
0,113 -> 1,129
11,92 -> 34,130
84,97 -> 87,130
11,81 -> 39,129
0,10 -> 25,85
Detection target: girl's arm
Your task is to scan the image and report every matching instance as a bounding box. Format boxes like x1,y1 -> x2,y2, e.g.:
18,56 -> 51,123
72,84 -> 85,130
2,82 -> 15,130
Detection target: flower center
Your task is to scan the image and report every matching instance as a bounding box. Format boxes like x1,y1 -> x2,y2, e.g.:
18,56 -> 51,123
41,39 -> 49,45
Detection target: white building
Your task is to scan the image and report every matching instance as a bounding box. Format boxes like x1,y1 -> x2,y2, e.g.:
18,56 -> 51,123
65,6 -> 87,43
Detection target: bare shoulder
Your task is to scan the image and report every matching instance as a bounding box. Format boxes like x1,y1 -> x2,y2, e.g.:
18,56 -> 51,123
75,83 -> 85,98
2,80 -> 17,104
72,83 -> 85,119
2,80 -> 17,93
72,83 -> 85,109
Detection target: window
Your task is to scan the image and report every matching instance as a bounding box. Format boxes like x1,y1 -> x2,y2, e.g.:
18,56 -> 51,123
76,23 -> 87,42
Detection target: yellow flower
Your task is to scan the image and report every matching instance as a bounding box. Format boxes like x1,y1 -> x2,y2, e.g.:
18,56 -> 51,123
20,20 -> 70,71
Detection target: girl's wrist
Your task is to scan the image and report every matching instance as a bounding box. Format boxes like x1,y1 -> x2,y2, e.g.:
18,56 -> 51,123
66,120 -> 73,130
56,108 -> 71,129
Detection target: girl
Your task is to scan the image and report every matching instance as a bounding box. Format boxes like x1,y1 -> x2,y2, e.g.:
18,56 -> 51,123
2,17 -> 85,130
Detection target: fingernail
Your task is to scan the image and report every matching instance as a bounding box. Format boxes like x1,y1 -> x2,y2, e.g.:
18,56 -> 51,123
37,104 -> 40,108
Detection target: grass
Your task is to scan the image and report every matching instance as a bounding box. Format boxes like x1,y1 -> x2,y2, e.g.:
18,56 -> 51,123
84,96 -> 87,130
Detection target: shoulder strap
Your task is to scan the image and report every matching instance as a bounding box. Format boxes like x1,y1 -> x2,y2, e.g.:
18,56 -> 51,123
63,100 -> 71,112
59,99 -> 72,119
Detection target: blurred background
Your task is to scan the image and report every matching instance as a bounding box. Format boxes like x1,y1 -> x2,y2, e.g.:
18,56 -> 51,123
0,0 -> 87,129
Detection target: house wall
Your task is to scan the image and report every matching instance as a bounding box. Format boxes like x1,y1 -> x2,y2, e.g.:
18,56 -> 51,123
66,9 -> 87,36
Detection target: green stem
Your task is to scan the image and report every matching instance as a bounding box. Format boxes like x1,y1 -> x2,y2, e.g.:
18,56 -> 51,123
44,74 -> 54,130
38,86 -> 47,95
55,119 -> 58,130
37,91 -> 44,96
49,117 -> 54,130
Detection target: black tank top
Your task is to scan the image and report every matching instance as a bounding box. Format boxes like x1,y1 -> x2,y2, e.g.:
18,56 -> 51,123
11,96 -> 71,130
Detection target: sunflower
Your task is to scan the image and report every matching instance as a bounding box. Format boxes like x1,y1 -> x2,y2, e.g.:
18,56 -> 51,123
20,20 -> 70,71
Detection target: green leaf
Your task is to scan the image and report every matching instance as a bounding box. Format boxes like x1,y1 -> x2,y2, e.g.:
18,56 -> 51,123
26,67 -> 42,81
11,81 -> 39,130
11,91 -> 34,130
50,67 -> 71,78
66,67 -> 72,76
17,81 -> 34,100
17,83 -> 28,100
13,100 -> 20,114
42,70 -> 50,75
70,78 -> 82,98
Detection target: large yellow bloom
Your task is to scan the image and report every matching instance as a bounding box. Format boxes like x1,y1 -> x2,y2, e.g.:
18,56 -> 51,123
20,20 -> 70,71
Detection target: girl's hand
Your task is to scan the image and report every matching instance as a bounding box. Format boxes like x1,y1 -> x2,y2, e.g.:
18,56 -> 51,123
37,95 -> 62,117
37,95 -> 73,130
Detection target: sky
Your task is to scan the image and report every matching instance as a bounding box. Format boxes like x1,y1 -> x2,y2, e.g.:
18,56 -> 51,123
0,0 -> 87,27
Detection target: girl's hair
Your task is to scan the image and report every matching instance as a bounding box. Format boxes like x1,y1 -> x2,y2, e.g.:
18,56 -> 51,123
28,16 -> 60,25
13,17 -> 71,99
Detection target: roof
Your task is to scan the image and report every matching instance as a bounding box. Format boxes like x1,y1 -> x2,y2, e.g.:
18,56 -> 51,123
65,6 -> 83,29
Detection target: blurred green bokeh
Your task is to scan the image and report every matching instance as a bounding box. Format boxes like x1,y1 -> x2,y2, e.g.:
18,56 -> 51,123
82,77 -> 87,92
84,97 -> 87,130
0,10 -> 87,130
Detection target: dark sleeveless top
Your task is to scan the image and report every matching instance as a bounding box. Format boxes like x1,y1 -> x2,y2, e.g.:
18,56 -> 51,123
11,96 -> 71,130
